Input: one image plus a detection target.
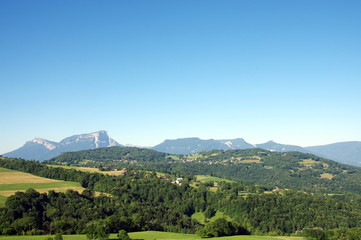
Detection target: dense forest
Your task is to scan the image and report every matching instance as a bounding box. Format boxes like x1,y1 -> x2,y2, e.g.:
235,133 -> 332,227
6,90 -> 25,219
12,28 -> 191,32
2,157 -> 361,239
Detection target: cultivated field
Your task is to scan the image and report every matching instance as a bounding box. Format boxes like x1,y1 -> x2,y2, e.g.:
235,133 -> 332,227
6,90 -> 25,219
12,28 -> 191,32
48,165 -> 171,180
0,231 -> 304,239
0,167 -> 85,206
46,165 -> 126,176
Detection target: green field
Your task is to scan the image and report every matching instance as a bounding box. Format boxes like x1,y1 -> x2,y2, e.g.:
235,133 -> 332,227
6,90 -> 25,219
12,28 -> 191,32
0,168 -> 17,172
168,155 -> 181,161
193,175 -> 235,192
0,182 -> 80,191
0,231 -> 304,240
196,175 -> 234,183
191,212 -> 207,224
0,195 -> 7,206
192,211 -> 233,225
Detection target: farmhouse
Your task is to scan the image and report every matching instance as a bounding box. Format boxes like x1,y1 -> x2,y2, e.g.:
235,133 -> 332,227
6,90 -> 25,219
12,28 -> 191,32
175,178 -> 183,184
171,178 -> 183,184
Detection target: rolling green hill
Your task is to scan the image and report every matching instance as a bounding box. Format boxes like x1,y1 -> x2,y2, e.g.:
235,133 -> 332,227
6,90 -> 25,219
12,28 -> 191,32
47,147 -> 361,195
168,149 -> 361,194
45,146 -> 171,165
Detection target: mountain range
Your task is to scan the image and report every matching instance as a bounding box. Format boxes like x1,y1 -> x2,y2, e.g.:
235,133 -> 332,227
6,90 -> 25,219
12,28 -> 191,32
3,130 -> 120,161
152,137 -> 254,155
3,131 -> 361,166
153,138 -> 361,166
152,138 -> 312,154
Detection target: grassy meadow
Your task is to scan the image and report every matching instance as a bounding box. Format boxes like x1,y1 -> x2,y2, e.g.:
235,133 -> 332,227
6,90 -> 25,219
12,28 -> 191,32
196,175 -> 235,183
0,195 -> 7,206
192,211 -> 233,225
0,231 -> 304,240
0,167 -> 85,206
192,175 -> 235,192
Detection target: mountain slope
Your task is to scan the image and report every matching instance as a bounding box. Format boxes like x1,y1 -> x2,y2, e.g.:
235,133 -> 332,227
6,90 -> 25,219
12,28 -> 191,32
3,130 -> 121,161
306,141 -> 361,166
256,140 -> 313,153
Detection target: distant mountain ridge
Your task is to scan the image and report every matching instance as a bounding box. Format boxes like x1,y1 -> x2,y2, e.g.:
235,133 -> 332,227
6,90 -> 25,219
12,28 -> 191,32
3,131 -> 361,166
152,138 -> 361,166
152,137 -> 254,155
306,141 -> 361,166
255,140 -> 313,153
152,138 -> 311,155
3,130 -> 120,161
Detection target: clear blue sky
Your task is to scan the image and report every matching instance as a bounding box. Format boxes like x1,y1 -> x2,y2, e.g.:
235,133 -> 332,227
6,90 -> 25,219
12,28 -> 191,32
1,0 -> 361,153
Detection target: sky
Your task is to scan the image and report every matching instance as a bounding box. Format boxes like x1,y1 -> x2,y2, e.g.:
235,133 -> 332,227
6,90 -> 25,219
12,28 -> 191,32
1,0 -> 361,153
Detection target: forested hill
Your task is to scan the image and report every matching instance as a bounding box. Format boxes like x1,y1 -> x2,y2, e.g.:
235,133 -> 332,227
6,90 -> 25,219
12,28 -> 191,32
47,147 -> 361,195
165,149 -> 361,195
2,157 -> 361,238
46,146 -> 172,165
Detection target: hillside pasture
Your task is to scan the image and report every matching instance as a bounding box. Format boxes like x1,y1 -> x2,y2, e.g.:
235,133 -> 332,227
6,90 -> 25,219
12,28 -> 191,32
46,165 -> 126,176
237,156 -> 262,164
320,173 -> 334,179
0,167 -> 85,206
168,155 -> 181,161
192,211 -> 233,225
299,159 -> 321,168
196,175 -> 234,183
194,175 -> 235,192
48,165 -> 167,178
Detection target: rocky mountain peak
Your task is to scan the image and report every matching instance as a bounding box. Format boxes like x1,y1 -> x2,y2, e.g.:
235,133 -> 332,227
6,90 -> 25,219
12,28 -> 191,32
4,130 -> 121,161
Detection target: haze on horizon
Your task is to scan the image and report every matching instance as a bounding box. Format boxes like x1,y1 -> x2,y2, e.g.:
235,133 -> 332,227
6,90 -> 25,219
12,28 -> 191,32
1,0 -> 360,154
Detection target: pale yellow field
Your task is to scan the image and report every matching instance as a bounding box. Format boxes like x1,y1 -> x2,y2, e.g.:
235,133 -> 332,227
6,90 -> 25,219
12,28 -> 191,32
299,159 -> 319,167
0,167 -> 85,204
47,165 -> 126,176
320,173 -> 334,179
239,159 -> 261,163
0,171 -> 62,184
235,156 -> 262,164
